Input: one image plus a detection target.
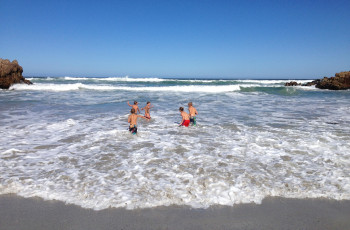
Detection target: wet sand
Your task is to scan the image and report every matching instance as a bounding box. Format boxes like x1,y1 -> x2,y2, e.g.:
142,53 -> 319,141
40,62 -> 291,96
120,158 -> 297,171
1,194 -> 349,230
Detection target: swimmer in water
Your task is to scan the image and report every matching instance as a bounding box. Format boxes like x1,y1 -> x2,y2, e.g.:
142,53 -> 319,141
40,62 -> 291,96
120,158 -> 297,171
127,101 -> 141,114
128,108 -> 147,135
141,101 -> 153,119
188,102 -> 198,126
179,107 -> 190,127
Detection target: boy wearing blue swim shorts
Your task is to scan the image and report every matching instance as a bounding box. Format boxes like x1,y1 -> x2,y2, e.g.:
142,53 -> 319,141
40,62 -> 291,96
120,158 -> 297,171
188,102 -> 198,126
128,108 -> 147,135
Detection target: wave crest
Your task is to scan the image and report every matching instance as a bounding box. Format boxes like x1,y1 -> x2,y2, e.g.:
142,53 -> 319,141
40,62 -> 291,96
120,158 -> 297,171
10,83 -> 242,92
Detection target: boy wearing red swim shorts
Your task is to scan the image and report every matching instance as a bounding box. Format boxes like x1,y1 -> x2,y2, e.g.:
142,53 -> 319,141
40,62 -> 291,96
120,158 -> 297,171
179,107 -> 190,127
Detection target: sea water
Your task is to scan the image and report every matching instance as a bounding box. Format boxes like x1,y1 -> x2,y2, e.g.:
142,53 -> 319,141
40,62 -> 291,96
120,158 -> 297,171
0,77 -> 349,210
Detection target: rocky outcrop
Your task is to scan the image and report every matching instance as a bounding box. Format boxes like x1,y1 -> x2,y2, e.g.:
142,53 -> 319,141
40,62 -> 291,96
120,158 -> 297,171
302,79 -> 320,87
285,71 -> 350,90
0,58 -> 32,89
315,71 -> 350,90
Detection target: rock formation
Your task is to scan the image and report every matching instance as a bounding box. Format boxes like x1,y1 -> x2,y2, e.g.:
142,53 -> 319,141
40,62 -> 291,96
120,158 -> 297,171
0,58 -> 32,89
284,81 -> 301,86
315,71 -> 350,90
302,79 -> 320,87
285,71 -> 350,90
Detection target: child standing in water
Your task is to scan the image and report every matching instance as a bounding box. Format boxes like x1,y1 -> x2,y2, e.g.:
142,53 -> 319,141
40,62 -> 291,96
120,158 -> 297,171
128,108 -> 147,135
127,101 -> 141,114
188,102 -> 198,126
141,101 -> 153,119
179,107 -> 190,127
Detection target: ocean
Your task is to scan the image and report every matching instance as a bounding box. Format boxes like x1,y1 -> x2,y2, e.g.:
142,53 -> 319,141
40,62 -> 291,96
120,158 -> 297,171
1,76 -> 349,210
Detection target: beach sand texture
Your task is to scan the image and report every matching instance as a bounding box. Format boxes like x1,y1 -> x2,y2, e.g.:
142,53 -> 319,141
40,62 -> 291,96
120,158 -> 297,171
1,194 -> 350,230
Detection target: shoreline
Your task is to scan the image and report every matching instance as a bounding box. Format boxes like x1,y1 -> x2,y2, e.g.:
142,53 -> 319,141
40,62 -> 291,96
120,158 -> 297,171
1,194 -> 349,230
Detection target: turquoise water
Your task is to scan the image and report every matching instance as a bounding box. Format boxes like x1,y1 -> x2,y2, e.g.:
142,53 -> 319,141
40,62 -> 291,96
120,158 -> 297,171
1,77 -> 349,210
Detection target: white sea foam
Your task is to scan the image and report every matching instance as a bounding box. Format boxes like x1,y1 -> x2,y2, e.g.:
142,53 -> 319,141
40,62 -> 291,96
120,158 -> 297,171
129,85 -> 243,92
295,85 -> 319,90
10,83 -> 243,92
38,76 -> 217,83
1,148 -> 22,155
1,78 -> 350,211
235,79 -> 313,84
10,83 -> 118,91
10,83 -> 83,91
64,76 -> 166,82
1,112 -> 349,210
27,77 -> 314,85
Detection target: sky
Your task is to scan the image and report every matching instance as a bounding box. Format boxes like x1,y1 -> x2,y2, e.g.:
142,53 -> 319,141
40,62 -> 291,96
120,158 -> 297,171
1,0 -> 349,79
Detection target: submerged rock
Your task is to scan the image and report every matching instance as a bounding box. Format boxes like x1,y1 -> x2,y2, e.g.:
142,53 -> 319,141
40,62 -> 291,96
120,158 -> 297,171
0,58 -> 32,89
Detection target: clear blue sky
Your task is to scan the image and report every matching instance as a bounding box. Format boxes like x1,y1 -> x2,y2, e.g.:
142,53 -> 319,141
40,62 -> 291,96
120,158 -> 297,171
1,0 -> 349,79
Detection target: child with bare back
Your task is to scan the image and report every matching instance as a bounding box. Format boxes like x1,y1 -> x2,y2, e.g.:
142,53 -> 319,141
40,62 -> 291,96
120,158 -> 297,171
179,107 -> 190,127
127,101 -> 141,114
128,108 -> 147,135
141,101 -> 153,119
188,102 -> 198,126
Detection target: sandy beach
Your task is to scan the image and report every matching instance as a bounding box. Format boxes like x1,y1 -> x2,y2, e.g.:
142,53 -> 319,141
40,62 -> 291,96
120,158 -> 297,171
1,194 -> 349,230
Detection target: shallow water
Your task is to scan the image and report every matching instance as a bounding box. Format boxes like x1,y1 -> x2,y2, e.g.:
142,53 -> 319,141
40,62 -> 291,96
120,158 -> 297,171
1,77 -> 350,210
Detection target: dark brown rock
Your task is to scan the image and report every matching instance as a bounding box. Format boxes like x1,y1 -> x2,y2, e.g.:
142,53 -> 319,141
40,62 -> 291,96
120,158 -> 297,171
315,71 -> 350,90
0,58 -> 32,89
286,71 -> 350,90
285,81 -> 301,86
302,79 -> 320,86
